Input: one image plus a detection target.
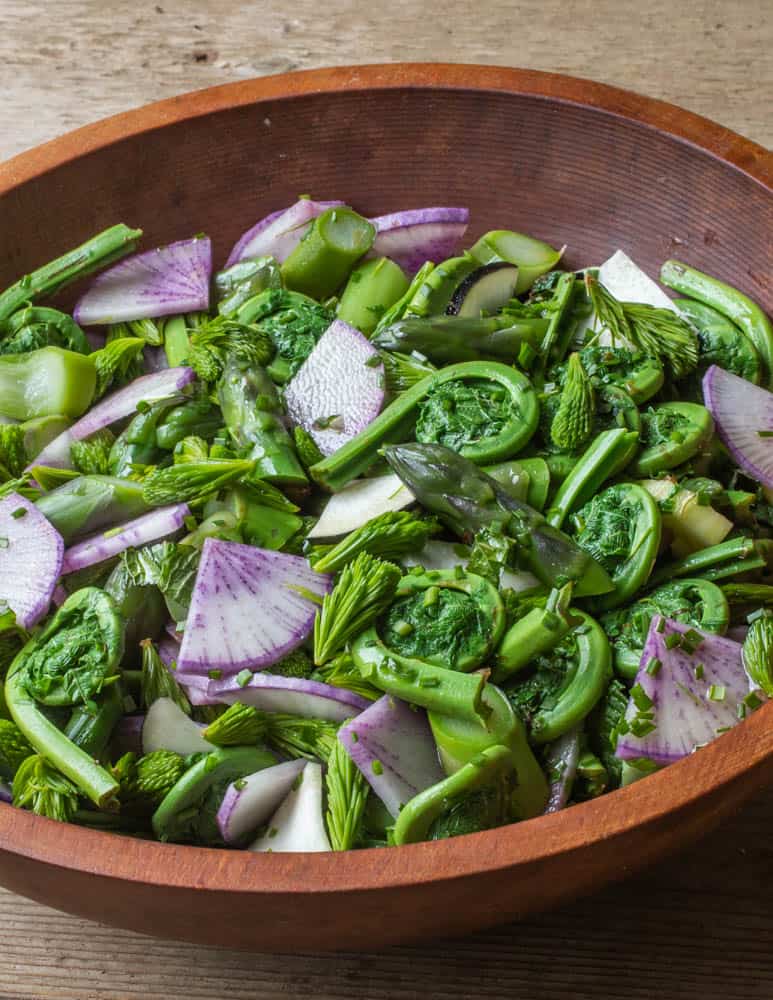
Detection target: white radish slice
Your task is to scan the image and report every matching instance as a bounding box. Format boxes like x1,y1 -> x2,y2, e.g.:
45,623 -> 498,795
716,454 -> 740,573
30,366 -> 196,469
702,364 -> 773,487
141,697 -> 215,755
0,493 -> 63,628
599,250 -> 681,312
74,237 -> 212,325
226,199 -> 344,267
308,474 -> 415,539
616,616 -> 757,766
339,696 -> 445,817
206,672 -> 368,722
368,207 -> 469,276
284,320 -> 385,457
177,540 -> 331,674
217,759 -> 306,845
61,503 -> 189,574
249,761 -> 331,853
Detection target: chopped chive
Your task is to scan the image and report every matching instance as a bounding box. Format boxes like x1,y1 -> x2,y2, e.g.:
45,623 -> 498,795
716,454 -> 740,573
631,683 -> 653,712
645,656 -> 662,676
11,507 -> 26,519
236,668 -> 253,687
207,668 -> 222,680
655,618 -> 666,634
664,633 -> 682,650
694,663 -> 705,680
707,684 -> 726,702
371,760 -> 384,776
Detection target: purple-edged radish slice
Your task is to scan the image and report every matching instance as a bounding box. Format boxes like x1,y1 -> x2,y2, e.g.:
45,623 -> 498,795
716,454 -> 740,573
51,583 -> 68,608
73,237 -> 212,325
173,670 -> 215,707
249,761 -> 331,853
368,207 -> 469,276
226,199 -> 345,267
616,616 -> 757,766
157,634 -> 181,667
284,320 -> 385,458
61,503 -> 189,574
206,672 -> 368,722
703,365 -> 773,488
141,697 -> 214,755
0,493 -> 63,628
339,696 -> 444,817
30,366 -> 196,468
111,714 -> 145,757
178,540 -> 331,674
217,759 -> 305,845
308,473 -> 415,539
543,727 -> 581,813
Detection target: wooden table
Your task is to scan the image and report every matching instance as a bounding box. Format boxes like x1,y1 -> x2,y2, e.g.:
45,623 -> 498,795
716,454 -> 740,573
0,2 -> 771,997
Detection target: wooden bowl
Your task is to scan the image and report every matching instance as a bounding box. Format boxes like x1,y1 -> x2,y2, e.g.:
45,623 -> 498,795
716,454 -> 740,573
0,64 -> 771,952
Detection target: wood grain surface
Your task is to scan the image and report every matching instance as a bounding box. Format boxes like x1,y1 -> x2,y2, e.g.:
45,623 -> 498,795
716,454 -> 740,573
0,0 -> 771,159
0,2 -> 771,998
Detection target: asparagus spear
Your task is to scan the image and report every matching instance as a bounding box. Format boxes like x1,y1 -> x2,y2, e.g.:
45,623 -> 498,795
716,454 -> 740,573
217,355 -> 307,487
372,315 -> 548,364
383,442 -> 613,597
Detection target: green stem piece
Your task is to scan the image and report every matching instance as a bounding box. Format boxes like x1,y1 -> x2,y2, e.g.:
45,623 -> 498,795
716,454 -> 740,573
546,428 -> 639,529
337,257 -> 410,335
661,259 -> 773,389
281,207 -> 376,299
494,584 -> 579,682
0,224 -> 142,323
351,629 -> 490,725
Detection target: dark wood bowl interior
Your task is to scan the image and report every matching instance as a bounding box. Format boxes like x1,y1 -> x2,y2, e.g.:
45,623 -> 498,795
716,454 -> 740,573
0,64 -> 770,951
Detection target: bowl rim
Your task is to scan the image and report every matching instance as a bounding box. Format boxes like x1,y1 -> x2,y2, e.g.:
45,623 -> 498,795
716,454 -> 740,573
0,63 -> 771,897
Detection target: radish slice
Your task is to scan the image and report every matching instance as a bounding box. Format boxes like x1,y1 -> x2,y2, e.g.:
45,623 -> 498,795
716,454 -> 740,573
141,697 -> 214,755
599,250 -> 681,312
284,320 -> 385,458
249,761 -> 331,853
172,670 -> 212,706
543,727 -> 581,813
178,540 -> 332,674
73,237 -> 212,325
111,715 -> 145,757
308,474 -> 415,539
51,584 -> 68,608
217,759 -> 305,845
339,696 -> 445,817
206,672 -> 369,722
0,493 -> 63,628
61,503 -> 189,574
702,365 -> 773,487
402,540 -> 540,592
616,616 -> 757,766
157,634 -> 181,667
368,207 -> 469,276
226,199 -> 345,267
30,366 -> 196,468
